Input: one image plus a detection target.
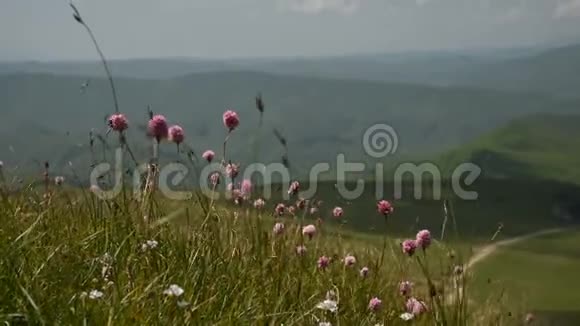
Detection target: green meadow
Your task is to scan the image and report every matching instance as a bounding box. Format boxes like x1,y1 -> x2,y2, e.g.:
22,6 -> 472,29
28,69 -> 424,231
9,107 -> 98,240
2,6 -> 580,324
472,230 -> 580,324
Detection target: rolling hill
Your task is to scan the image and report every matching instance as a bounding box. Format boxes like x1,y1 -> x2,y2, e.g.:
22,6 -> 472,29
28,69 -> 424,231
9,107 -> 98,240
438,114 -> 580,184
0,48 -> 521,81
1,43 -> 579,97
450,44 -> 580,98
2,72 -> 580,178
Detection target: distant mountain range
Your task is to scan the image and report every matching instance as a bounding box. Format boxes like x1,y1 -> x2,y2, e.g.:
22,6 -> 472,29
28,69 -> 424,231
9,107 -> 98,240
2,43 -> 580,97
1,70 -> 579,178
1,43 -> 580,183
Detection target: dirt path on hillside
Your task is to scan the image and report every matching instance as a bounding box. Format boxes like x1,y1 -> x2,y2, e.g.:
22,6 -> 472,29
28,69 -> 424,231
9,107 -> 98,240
466,228 -> 566,270
447,228 -> 567,305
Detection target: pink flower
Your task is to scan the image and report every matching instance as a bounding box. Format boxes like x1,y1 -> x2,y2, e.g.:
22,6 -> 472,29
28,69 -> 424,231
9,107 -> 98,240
377,200 -> 394,216
402,239 -> 417,256
399,281 -> 413,297
148,115 -> 169,141
302,224 -> 317,239
406,297 -> 427,315
343,255 -> 356,267
273,222 -> 285,235
360,266 -> 369,278
416,230 -> 432,250
275,203 -> 285,216
296,245 -> 307,256
168,125 -> 185,144
225,163 -> 239,179
232,189 -> 243,205
287,206 -> 296,216
202,150 -> 215,163
288,181 -> 300,196
223,110 -> 240,131
524,313 -> 535,324
296,198 -> 306,210
209,172 -> 220,186
317,256 -> 330,269
108,113 -> 128,132
89,184 -> 100,193
332,206 -> 343,218
241,179 -> 252,197
253,198 -> 265,209
368,297 -> 382,312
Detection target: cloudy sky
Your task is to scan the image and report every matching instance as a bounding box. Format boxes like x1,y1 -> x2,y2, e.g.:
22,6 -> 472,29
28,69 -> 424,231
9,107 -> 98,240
1,0 -> 580,60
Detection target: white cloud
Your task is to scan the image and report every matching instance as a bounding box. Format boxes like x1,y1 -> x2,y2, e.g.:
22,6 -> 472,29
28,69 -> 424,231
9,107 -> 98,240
279,0 -> 361,15
554,0 -> 580,18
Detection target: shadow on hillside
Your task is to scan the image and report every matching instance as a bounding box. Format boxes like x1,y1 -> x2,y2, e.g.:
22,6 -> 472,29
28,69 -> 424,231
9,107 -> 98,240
7,171 -> 580,241
270,178 -> 580,240
535,310 -> 580,326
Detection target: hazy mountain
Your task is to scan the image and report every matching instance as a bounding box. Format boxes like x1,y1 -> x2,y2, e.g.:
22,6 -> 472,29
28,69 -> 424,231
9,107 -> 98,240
449,44 -> 580,98
0,44 -> 562,82
0,52 -> 493,82
1,44 -> 579,97
0,58 -> 235,80
1,71 -> 579,179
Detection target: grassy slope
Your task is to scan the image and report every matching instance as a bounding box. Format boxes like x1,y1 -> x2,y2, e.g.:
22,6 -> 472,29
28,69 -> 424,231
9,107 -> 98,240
472,230 -> 580,324
0,187 -> 509,325
438,114 -> 580,185
1,183 -> 575,324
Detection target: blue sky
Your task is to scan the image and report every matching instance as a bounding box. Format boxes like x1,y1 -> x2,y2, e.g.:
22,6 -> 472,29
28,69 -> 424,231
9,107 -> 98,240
1,0 -> 580,60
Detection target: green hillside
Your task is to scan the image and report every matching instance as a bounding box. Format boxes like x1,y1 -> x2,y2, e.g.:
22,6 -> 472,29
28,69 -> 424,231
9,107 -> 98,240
473,230 -> 580,324
2,72 -> 579,178
438,114 -> 580,184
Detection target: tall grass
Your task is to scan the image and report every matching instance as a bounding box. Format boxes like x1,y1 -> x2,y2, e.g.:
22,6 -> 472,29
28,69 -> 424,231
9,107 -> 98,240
0,5 -> 521,324
0,184 -> 518,325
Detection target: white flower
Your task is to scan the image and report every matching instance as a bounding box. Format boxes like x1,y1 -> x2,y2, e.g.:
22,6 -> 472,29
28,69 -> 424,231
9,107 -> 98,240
400,312 -> 415,321
163,284 -> 184,297
54,176 -> 65,186
88,289 -> 104,300
316,299 -> 338,313
319,322 -> 332,326
142,240 -> 159,251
